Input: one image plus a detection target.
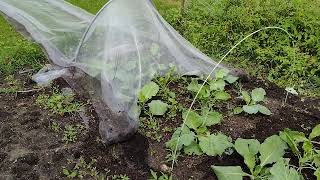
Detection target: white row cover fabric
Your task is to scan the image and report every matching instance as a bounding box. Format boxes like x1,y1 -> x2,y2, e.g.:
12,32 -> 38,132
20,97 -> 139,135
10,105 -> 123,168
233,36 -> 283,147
0,0 -> 225,125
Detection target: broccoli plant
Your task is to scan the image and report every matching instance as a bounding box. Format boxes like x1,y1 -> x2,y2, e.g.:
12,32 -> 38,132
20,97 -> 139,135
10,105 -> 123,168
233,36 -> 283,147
212,135 -> 301,180
187,69 -> 238,105
165,107 -> 232,157
138,81 -> 168,116
279,125 -> 320,179
234,88 -> 272,115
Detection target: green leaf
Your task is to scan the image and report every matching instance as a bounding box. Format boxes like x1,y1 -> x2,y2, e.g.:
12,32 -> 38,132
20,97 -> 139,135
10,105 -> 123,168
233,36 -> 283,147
150,169 -> 158,179
210,79 -> 226,91
70,171 -> 77,178
269,159 -> 301,180
243,105 -> 259,114
212,166 -> 245,180
183,110 -> 202,130
195,125 -> 209,135
165,126 -> 195,151
198,87 -> 211,99
139,82 -> 159,102
251,88 -> 266,102
187,79 -> 201,92
302,140 -> 313,155
199,133 -> 233,156
63,168 -> 70,176
148,100 -> 168,116
259,135 -> 287,167
279,128 -> 307,156
310,124 -> 320,140
214,91 -> 231,101
184,141 -> 203,155
215,69 -> 230,79
235,138 -> 260,173
202,110 -> 223,126
224,74 -> 239,84
313,154 -> 320,168
233,107 -> 243,115
257,105 -> 272,115
241,91 -> 251,104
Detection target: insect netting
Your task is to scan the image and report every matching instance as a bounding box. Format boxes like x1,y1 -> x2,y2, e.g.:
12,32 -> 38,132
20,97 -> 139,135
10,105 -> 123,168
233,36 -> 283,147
0,0 -> 227,143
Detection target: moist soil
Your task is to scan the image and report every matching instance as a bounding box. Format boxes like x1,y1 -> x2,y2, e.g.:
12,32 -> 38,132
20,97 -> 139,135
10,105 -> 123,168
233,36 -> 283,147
0,73 -> 319,180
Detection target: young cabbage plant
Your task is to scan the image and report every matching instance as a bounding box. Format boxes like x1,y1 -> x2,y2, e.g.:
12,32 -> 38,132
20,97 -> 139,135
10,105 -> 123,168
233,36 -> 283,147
187,69 -> 238,105
279,124 -> 320,179
283,87 -> 298,106
234,88 -> 272,115
212,135 -> 297,180
138,81 -> 168,116
166,107 -> 232,157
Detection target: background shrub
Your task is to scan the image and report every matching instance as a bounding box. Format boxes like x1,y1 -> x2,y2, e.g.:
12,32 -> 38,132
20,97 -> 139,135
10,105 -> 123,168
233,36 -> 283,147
162,0 -> 320,96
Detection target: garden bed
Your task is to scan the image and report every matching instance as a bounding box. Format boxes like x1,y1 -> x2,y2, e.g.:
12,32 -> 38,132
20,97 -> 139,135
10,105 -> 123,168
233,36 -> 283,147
0,72 -> 319,179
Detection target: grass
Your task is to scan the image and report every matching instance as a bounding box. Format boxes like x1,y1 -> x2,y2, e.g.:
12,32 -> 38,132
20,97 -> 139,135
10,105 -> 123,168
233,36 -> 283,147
0,0 -> 318,96
0,15 -> 44,75
66,0 -> 108,14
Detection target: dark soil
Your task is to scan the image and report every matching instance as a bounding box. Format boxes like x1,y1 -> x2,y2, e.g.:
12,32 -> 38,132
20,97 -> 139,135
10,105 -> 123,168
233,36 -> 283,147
0,73 -> 319,180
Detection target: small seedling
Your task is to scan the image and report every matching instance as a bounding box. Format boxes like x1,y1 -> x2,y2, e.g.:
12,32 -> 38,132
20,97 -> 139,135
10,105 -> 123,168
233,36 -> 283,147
235,88 -> 272,115
62,124 -> 87,144
166,107 -> 230,157
62,156 -> 104,179
111,174 -> 130,180
50,121 -> 61,133
283,87 -> 298,106
149,169 -> 172,180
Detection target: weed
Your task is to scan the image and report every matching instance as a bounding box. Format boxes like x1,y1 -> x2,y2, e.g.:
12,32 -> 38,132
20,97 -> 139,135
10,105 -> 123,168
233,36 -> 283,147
0,75 -> 22,93
63,156 -> 105,179
36,89 -> 82,116
63,124 -> 87,144
140,117 -> 163,142
50,121 -> 61,133
111,174 -> 130,180
149,169 -> 172,180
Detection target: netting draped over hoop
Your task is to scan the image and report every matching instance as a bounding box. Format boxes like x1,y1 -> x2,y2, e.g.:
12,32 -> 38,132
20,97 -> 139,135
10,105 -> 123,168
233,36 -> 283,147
0,0 -> 225,141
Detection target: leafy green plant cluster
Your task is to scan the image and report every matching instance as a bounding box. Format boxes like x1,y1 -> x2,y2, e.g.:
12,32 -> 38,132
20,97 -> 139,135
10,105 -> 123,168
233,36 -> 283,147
234,88 -> 271,115
63,124 -> 87,144
63,156 -> 105,179
165,107 -> 229,157
138,69 -> 184,142
36,89 -> 82,116
187,69 -> 237,105
212,124 -> 320,180
280,125 -> 320,178
165,69 -> 240,157
212,135 -> 292,179
164,0 -> 320,96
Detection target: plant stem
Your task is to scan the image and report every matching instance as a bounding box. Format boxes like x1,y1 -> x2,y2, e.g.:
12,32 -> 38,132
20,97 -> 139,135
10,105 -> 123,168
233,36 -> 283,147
311,141 -> 320,145
298,165 -> 317,171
